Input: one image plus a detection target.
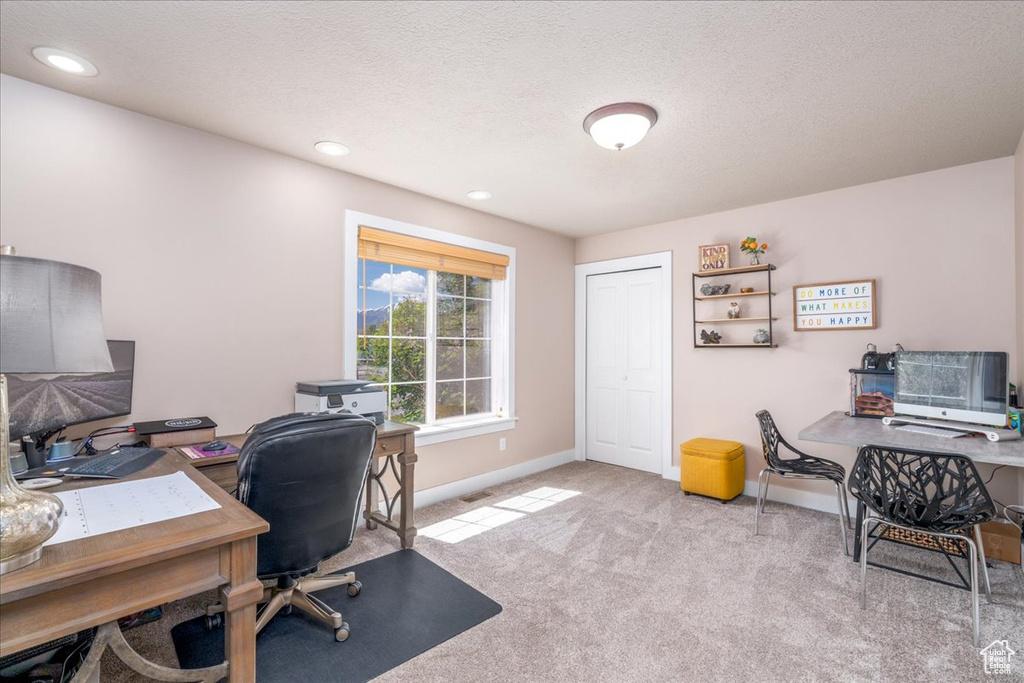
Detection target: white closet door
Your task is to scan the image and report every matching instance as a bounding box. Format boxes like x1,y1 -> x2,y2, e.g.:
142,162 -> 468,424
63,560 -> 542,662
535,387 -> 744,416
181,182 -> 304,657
585,268 -> 662,473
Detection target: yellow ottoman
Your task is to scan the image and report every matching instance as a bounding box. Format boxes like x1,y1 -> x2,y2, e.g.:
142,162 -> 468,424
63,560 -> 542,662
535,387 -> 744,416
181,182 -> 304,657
680,438 -> 745,503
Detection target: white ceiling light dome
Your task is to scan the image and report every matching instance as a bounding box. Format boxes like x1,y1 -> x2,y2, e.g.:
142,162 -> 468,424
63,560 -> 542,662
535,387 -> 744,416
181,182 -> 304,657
466,190 -> 492,200
31,47 -> 98,77
583,102 -> 658,151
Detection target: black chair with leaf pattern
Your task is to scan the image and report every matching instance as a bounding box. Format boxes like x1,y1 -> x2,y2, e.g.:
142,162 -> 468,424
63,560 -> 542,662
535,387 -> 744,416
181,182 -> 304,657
847,444 -> 995,647
754,410 -> 851,555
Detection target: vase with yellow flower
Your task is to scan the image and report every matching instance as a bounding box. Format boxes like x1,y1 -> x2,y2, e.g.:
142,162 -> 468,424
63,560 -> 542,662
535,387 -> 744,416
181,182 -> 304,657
740,237 -> 769,265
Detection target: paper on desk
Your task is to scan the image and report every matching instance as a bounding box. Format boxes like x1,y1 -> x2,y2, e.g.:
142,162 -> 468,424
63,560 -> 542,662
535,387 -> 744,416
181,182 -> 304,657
43,471 -> 222,546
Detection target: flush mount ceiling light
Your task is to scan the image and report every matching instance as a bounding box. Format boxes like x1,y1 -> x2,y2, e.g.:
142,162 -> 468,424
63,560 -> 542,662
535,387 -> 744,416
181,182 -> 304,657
466,190 -> 492,200
31,47 -> 98,77
314,141 -> 351,156
583,102 -> 658,151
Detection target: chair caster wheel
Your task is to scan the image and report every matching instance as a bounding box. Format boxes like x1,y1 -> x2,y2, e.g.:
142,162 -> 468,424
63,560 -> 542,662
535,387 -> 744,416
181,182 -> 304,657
282,604 -> 293,616
347,580 -> 362,597
335,623 -> 350,642
204,614 -> 223,631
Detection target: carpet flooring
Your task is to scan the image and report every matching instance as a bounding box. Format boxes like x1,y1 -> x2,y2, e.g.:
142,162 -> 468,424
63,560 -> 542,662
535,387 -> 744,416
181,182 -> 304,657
102,461 -> 1024,682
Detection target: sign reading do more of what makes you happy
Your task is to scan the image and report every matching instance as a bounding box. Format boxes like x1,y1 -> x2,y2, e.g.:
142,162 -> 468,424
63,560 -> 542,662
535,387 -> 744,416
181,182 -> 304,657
793,279 -> 876,330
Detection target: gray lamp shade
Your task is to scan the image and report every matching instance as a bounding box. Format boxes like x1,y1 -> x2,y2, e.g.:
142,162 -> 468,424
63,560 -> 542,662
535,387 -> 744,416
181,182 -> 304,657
0,255 -> 113,374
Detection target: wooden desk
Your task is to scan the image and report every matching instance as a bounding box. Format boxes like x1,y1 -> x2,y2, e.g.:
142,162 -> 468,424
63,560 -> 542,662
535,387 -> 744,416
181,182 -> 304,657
0,451 -> 268,682
189,420 -> 420,549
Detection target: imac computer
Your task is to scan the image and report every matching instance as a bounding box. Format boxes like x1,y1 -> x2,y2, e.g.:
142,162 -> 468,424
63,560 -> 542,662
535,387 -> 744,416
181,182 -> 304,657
885,350 -> 1017,441
7,340 -> 136,443
893,350 -> 1007,427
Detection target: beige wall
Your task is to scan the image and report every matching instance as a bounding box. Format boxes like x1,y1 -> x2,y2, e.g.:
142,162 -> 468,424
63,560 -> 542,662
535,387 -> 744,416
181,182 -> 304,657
577,157 -> 1019,504
0,75 -> 576,491
1016,131 -> 1024,395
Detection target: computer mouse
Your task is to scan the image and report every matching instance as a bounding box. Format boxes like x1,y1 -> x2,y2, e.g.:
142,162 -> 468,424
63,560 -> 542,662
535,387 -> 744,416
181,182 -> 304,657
204,441 -> 228,451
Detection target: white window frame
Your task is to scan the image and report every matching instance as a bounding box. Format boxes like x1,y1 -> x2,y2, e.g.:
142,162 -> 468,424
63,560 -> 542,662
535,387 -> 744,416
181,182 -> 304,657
344,210 -> 516,446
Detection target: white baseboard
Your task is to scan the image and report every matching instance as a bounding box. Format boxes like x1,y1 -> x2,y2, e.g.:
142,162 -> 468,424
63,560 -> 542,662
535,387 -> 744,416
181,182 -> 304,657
414,449 -> 577,509
543,453 -> 853,518
742,478 -> 856,517
666,467 -> 850,516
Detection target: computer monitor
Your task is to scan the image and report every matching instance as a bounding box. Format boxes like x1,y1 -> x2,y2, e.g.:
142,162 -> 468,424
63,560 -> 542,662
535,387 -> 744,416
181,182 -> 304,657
893,350 -> 1008,428
7,340 -> 135,441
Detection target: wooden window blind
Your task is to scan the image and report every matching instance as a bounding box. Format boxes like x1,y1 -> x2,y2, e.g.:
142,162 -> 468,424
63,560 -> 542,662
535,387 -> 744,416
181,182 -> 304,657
357,226 -> 509,280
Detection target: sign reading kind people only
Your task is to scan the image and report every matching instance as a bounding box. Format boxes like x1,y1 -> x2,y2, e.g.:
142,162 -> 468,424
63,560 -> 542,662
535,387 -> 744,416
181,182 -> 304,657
793,279 -> 876,331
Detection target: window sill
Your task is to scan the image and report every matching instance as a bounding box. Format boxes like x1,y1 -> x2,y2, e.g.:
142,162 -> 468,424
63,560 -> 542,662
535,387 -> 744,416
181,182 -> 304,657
413,416 -> 517,446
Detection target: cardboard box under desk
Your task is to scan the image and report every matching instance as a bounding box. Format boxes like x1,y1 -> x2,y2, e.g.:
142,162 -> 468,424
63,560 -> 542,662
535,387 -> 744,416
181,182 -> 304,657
980,520 -> 1022,565
144,427 -> 216,449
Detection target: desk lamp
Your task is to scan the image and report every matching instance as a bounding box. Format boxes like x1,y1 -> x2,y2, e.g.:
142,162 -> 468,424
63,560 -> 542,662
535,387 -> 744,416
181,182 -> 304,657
0,249 -> 113,574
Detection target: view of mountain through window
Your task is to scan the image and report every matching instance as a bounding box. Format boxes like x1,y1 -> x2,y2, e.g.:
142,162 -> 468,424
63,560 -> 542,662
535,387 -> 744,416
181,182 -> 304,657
358,259 -> 493,424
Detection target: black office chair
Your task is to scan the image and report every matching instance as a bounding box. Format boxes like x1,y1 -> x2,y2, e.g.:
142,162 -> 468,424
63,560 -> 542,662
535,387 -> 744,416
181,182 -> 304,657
206,412 -> 377,642
848,445 -> 995,647
754,410 -> 851,554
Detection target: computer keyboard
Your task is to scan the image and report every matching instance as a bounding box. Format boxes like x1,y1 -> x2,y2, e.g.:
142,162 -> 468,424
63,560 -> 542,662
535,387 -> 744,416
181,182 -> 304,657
64,447 -> 166,479
896,424 -> 966,439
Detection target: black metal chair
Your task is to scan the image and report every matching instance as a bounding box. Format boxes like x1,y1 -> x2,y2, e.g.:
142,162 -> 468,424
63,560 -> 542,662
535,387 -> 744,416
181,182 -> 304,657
754,410 -> 851,554
848,445 -> 995,647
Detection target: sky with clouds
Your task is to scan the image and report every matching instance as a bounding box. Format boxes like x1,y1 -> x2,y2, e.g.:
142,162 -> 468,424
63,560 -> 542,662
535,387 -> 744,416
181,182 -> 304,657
359,261 -> 427,309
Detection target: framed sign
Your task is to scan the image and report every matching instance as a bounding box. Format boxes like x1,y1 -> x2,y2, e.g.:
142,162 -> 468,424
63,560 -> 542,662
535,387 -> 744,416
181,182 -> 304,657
698,244 -> 730,271
793,279 -> 876,331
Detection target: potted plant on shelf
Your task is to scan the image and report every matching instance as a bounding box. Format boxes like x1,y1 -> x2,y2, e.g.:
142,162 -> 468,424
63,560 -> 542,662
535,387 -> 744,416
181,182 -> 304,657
740,237 -> 768,265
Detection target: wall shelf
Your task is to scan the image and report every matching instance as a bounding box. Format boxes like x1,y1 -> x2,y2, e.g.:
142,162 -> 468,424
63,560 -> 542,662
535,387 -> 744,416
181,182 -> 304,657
696,343 -> 778,348
694,263 -> 775,278
694,290 -> 775,301
694,317 -> 778,324
692,262 -> 778,348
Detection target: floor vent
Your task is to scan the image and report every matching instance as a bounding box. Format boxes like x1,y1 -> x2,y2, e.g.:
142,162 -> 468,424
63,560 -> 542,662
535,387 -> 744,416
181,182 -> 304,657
460,491 -> 492,503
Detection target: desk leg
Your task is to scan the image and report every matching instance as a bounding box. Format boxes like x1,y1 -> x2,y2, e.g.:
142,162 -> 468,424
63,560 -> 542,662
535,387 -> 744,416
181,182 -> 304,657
853,501 -> 865,563
223,537 -> 262,683
365,456 -> 380,530
398,445 -> 418,549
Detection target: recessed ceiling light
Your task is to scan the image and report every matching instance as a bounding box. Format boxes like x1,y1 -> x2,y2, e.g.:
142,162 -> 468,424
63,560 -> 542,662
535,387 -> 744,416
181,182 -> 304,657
31,47 -> 98,77
466,190 -> 492,200
314,141 -> 351,156
583,102 -> 658,151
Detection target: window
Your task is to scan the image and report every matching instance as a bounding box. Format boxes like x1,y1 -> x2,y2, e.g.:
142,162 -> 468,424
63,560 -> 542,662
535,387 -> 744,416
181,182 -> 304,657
345,212 -> 514,442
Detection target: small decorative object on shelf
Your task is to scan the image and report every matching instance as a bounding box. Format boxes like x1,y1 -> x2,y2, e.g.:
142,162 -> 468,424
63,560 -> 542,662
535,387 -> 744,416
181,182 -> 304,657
700,283 -> 730,296
727,302 -> 741,319
698,243 -> 730,272
753,328 -> 770,344
740,287 -> 754,293
700,329 -> 722,345
740,237 -> 768,265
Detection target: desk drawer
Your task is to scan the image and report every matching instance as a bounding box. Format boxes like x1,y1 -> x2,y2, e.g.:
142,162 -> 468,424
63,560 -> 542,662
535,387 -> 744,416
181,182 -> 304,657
0,548 -> 223,657
374,435 -> 405,457
197,462 -> 238,492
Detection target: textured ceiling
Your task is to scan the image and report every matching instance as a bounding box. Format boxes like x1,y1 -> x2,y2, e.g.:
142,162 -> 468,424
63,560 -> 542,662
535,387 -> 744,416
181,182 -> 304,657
1,1 -> 1023,237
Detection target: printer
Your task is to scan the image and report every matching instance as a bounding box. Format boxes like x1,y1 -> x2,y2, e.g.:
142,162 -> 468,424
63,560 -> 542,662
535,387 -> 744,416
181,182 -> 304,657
294,380 -> 386,425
